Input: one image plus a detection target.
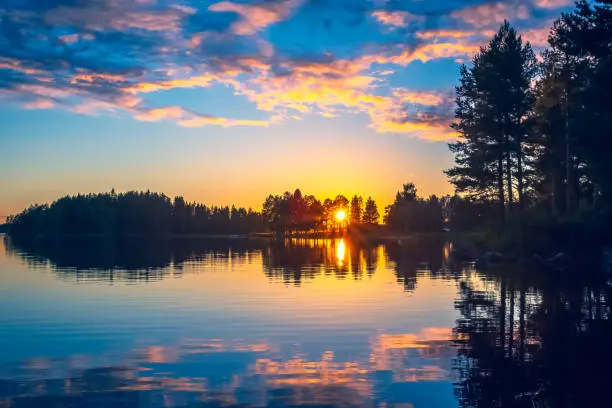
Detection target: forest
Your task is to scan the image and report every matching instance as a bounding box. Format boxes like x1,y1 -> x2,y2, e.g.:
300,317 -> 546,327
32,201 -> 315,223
5,183 -> 479,237
446,0 -> 612,248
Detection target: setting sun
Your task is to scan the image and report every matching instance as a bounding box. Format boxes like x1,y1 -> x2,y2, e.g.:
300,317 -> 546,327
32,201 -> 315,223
335,210 -> 346,222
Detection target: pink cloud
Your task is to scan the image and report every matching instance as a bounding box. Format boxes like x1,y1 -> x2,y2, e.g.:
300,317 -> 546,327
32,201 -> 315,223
209,0 -> 303,36
371,10 -> 419,28
23,99 -> 55,110
366,90 -> 457,141
127,75 -> 222,93
369,42 -> 481,66
17,84 -> 74,99
134,105 -> 271,128
178,117 -> 270,128
522,26 -> 552,47
534,0 -> 573,9
393,90 -> 449,106
370,115 -> 457,141
451,2 -> 531,28
45,5 -> 190,32
71,72 -> 129,84
416,30 -> 479,39
0,58 -> 46,76
134,106 -> 185,121
59,33 -> 95,44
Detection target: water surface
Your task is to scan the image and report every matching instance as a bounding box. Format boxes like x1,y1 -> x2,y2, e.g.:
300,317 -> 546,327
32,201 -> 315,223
1,235 -> 611,407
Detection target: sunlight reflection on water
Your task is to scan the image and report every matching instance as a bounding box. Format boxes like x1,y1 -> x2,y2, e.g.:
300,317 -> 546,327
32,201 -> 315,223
0,235 -> 464,407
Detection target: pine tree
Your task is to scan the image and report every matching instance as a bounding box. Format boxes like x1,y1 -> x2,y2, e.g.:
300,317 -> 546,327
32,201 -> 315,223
362,197 -> 380,225
549,0 -> 612,207
446,21 -> 537,224
350,195 -> 363,224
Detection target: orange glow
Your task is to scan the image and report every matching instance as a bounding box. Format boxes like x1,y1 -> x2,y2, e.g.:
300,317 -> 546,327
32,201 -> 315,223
336,239 -> 346,266
335,209 -> 346,221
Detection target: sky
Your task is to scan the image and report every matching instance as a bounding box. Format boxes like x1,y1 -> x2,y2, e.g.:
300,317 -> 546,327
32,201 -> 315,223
0,0 -> 575,220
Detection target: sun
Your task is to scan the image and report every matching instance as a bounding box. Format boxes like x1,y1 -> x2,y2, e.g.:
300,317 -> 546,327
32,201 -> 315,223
335,209 -> 346,222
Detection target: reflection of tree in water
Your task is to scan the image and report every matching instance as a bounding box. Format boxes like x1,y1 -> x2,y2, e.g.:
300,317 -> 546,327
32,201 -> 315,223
6,235 -> 463,293
3,235 -> 268,283
261,237 -> 463,290
453,264 -> 612,407
261,238 -> 382,285
385,236 -> 454,293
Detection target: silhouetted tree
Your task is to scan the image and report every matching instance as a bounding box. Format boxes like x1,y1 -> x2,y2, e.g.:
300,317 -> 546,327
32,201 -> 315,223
385,183 -> 444,233
446,21 -> 537,225
362,197 -> 379,225
544,0 -> 612,209
350,195 -> 363,224
7,191 -> 265,237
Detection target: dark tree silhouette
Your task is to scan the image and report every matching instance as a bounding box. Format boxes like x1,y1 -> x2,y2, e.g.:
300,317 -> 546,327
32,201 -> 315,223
350,195 -> 363,225
385,183 -> 444,233
446,21 -> 537,225
7,191 -> 265,237
362,197 -> 379,225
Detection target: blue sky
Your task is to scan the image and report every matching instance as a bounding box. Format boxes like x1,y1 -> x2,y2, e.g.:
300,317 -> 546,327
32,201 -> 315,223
0,0 -> 574,219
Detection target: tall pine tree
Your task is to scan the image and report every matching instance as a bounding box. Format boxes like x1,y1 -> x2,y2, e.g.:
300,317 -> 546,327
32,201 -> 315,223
446,21 -> 536,225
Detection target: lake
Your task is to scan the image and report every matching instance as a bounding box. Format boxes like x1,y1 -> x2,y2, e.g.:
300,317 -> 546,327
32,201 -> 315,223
1,234 -> 611,408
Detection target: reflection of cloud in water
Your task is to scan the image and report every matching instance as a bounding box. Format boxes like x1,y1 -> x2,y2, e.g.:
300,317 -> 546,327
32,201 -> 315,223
0,330 -> 456,407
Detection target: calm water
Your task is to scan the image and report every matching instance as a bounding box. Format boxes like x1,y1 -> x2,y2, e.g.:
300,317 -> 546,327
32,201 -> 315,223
1,235 -> 611,407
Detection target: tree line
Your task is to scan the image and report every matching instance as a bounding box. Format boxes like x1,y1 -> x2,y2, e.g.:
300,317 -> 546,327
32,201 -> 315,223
6,183 -> 487,237
6,190 -> 265,236
262,189 -> 381,234
447,1 -> 612,234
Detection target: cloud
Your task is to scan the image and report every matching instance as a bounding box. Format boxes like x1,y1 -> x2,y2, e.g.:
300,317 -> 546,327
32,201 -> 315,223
134,105 -> 271,128
44,4 -> 191,33
372,115 -> 457,141
367,89 -> 458,141
0,57 -> 46,76
451,2 -> 532,29
0,0 -> 567,140
393,90 -> 447,106
179,117 -> 270,128
23,99 -> 55,110
209,0 -> 303,35
416,29 -> 479,39
534,0 -> 572,9
134,106 -> 185,121
59,33 -> 95,44
371,10 -> 418,28
365,42 -> 481,66
235,56 -> 382,114
521,26 -> 551,46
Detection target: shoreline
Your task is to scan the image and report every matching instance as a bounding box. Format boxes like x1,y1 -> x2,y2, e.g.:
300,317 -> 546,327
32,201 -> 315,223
3,231 -> 453,241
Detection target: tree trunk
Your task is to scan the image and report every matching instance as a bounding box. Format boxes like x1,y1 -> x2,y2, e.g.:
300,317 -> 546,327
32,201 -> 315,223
505,148 -> 514,216
565,112 -> 573,214
498,156 -> 506,225
509,288 -> 515,358
519,284 -> 526,363
564,78 -> 576,214
516,140 -> 525,213
500,277 -> 507,356
551,159 -> 561,218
